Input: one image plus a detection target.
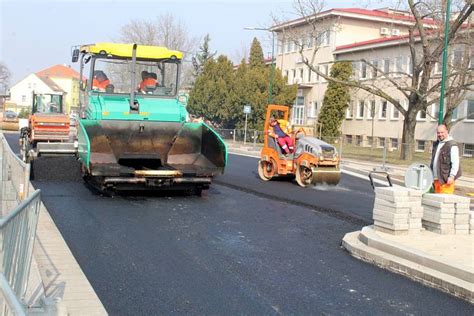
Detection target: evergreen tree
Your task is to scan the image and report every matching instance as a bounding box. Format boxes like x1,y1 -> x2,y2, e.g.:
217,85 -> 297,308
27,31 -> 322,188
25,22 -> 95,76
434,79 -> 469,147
248,37 -> 265,68
317,61 -> 352,138
188,37 -> 296,130
192,34 -> 216,81
188,55 -> 234,127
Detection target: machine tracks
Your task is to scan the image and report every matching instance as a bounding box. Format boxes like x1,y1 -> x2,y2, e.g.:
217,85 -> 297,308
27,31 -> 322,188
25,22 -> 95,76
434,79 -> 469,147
213,179 -> 370,227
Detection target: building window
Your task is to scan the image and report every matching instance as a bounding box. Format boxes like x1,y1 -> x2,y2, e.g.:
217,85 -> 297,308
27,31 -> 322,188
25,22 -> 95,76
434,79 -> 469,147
346,102 -> 354,119
368,100 -> 376,119
379,101 -> 387,119
346,135 -> 353,144
299,68 -> 304,80
451,106 -> 458,120
378,137 -> 385,148
408,57 -> 413,75
416,140 -> 425,152
391,102 -> 400,120
463,144 -> 474,157
371,60 -> 378,78
307,67 -> 312,82
352,62 -> 360,79
357,100 -> 365,119
308,101 -> 318,118
432,103 -> 440,121
452,49 -> 463,68
391,138 -> 399,149
306,34 -> 313,48
417,109 -> 427,120
383,58 -> 390,74
322,65 -> 329,78
395,56 -> 404,75
367,136 -> 373,147
356,135 -> 362,145
22,95 -> 26,102
292,96 -> 305,125
284,70 -> 289,79
435,55 -> 443,74
467,100 -> 474,121
361,62 -> 367,79
291,69 -> 296,81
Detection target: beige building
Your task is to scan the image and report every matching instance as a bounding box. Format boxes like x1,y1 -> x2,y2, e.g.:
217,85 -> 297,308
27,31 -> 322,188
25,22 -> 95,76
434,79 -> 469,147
271,7 -> 473,157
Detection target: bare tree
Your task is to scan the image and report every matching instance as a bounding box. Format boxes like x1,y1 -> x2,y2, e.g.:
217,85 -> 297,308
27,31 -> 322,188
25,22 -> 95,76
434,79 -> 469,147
118,13 -> 198,87
273,0 -> 473,160
0,62 -> 11,94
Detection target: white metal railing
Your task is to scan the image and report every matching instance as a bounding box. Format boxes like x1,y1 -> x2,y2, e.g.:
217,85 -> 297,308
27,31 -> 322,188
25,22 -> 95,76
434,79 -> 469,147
0,133 -> 39,315
0,190 -> 41,316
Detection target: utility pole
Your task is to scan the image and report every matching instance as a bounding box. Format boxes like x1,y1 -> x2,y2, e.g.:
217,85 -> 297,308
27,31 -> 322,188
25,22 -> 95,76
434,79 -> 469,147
438,0 -> 451,124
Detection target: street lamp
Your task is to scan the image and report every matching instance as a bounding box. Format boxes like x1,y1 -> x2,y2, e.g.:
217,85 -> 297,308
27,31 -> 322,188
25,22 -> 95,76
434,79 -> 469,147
244,27 -> 275,104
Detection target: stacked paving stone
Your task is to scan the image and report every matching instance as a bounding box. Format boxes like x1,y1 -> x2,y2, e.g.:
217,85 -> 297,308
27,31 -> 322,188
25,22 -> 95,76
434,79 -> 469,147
421,194 -> 471,235
373,187 -> 423,235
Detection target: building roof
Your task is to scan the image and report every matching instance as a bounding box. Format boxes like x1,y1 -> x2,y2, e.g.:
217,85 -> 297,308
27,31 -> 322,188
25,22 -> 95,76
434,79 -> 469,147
270,7 -> 435,31
37,76 -> 65,93
335,34 -> 411,52
37,64 -> 80,79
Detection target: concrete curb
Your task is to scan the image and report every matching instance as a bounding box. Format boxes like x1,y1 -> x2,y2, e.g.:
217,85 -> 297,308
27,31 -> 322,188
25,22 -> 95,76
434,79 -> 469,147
342,226 -> 473,303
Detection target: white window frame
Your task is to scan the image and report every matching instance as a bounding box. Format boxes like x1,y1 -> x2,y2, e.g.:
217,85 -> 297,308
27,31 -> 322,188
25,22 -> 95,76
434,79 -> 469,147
391,101 -> 400,120
463,143 -> 474,157
379,101 -> 388,119
383,58 -> 391,75
368,100 -> 376,119
395,56 -> 404,77
432,103 -> 440,121
356,100 -> 365,119
292,96 -> 305,125
308,101 -> 318,118
371,60 -> 378,78
416,140 -> 425,152
417,109 -> 427,121
466,99 -> 474,122
378,137 -> 386,148
360,62 -> 368,79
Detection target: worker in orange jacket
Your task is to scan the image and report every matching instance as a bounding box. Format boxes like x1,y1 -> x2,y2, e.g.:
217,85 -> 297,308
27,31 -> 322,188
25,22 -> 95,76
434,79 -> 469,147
92,71 -> 110,92
138,71 -> 158,93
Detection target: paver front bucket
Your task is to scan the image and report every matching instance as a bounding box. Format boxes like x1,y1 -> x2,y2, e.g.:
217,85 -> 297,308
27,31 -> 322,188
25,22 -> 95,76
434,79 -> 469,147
77,120 -> 226,191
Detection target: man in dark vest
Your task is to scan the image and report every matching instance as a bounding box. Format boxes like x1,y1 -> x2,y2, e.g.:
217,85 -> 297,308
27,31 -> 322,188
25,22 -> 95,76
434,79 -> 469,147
430,124 -> 461,194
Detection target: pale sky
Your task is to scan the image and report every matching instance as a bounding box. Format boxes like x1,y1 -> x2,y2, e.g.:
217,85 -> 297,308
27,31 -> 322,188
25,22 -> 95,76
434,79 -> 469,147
0,0 -> 388,85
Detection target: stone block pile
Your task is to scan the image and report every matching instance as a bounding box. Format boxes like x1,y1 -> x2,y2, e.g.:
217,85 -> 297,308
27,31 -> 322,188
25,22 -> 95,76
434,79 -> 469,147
421,193 -> 471,235
372,187 -> 423,235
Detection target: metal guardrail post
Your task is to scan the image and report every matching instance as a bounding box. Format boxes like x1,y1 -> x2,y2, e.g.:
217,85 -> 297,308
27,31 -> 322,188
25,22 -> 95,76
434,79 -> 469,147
0,273 -> 27,316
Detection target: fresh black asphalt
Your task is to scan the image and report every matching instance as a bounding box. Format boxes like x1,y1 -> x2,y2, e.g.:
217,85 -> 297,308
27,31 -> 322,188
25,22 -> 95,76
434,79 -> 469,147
4,133 -> 472,314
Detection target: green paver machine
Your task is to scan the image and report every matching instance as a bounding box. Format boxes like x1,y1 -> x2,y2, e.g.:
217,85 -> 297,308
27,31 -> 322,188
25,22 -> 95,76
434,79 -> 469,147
72,43 -> 227,194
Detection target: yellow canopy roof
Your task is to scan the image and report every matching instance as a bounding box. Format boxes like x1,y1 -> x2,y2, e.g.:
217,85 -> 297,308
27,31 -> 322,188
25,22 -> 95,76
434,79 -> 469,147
80,43 -> 183,60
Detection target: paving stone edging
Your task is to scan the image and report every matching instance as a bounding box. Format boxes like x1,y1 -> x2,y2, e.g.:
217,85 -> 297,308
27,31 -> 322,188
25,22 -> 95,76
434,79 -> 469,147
342,226 -> 473,303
